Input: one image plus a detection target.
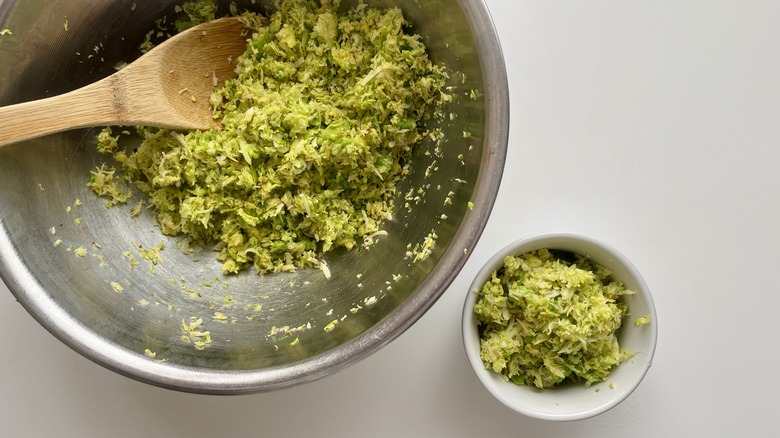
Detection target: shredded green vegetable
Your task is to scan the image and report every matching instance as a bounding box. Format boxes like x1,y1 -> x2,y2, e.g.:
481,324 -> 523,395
86,164 -> 132,207
91,0 -> 449,275
474,249 -> 634,388
634,314 -> 651,326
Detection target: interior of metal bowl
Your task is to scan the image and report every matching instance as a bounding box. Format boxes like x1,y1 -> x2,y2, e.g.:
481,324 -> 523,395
0,0 -> 507,393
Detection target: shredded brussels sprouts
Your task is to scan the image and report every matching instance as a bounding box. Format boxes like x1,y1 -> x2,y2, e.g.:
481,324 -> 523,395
86,164 -> 132,207
92,0 -> 449,275
634,314 -> 651,326
474,249 -> 634,388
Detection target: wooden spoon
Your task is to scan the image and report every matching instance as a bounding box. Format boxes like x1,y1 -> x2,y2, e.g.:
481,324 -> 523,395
0,17 -> 250,147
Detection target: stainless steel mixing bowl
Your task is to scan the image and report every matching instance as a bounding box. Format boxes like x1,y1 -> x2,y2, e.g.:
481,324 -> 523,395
0,0 -> 508,394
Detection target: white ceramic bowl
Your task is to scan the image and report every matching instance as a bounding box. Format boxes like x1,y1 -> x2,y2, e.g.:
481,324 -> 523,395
462,233 -> 658,421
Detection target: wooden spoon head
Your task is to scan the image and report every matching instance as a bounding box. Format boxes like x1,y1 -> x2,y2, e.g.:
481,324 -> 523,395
152,17 -> 251,130
0,17 -> 253,148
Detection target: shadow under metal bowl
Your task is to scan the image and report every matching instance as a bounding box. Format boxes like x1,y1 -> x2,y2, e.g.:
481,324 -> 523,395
0,0 -> 508,393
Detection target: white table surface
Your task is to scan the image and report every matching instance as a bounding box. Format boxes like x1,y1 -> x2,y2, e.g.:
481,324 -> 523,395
3,0 -> 780,436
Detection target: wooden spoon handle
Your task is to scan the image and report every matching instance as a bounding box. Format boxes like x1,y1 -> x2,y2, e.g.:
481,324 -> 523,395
0,79 -> 116,147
